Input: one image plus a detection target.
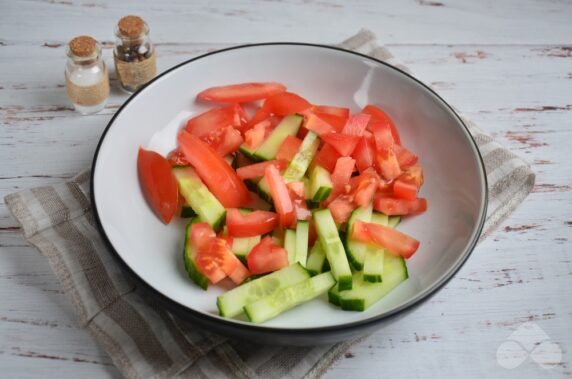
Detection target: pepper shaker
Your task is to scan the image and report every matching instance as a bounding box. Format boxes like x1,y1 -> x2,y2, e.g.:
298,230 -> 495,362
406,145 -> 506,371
65,36 -> 110,115
113,15 -> 157,93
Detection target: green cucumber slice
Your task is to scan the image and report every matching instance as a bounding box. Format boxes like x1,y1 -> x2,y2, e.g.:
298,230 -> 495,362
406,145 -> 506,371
371,212 -> 389,226
173,167 -> 226,230
231,235 -> 261,263
345,204 -> 373,270
284,229 -> 297,264
256,177 -> 272,203
244,272 -> 335,323
253,115 -> 303,161
238,144 -> 260,161
306,241 -> 327,276
313,209 -> 353,291
183,220 -> 209,290
180,204 -> 196,218
282,131 -> 320,183
363,249 -> 384,283
388,215 -> 401,228
309,165 -> 333,202
217,263 -> 310,318
295,221 -> 309,266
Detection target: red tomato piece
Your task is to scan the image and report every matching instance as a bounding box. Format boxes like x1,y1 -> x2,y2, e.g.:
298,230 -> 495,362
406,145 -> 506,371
328,195 -> 356,224
393,144 -> 419,168
264,164 -> 295,228
312,143 -> 341,173
351,169 -> 379,207
247,236 -> 290,275
195,251 -> 227,284
178,131 -> 251,208
313,105 -> 350,119
287,181 -> 311,221
352,136 -> 376,173
351,220 -> 420,259
236,160 -> 288,180
244,107 -> 272,131
373,196 -> 428,216
166,147 -> 189,167
303,114 -> 337,136
369,120 -> 395,150
401,165 -> 424,188
361,104 -> 401,145
212,126 -> 244,156
137,147 -> 179,224
321,133 -> 360,156
185,104 -> 245,140
228,262 -> 251,285
244,119 -> 272,150
262,92 -> 312,116
392,179 -> 418,200
205,239 -> 245,282
190,222 -> 216,252
226,208 -> 278,237
314,113 -> 347,133
341,113 -> 371,136
276,135 -> 302,161
375,148 -> 402,181
326,157 -> 356,203
197,82 -> 287,103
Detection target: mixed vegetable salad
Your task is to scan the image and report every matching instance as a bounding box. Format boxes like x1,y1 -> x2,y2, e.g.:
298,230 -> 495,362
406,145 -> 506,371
137,82 -> 427,323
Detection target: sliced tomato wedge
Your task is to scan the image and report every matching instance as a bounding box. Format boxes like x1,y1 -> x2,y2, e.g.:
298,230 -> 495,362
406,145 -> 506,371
276,135 -> 302,162
185,104 -> 246,140
226,208 -> 278,237
352,220 -> 420,259
244,119 -> 272,150
264,164 -> 295,228
326,157 -> 356,203
197,82 -> 287,103
211,126 -> 244,156
137,147 -> 179,224
373,196 -> 428,216
314,113 -> 347,133
393,144 -> 418,168
247,236 -> 290,275
401,165 -> 424,188
351,169 -> 379,207
244,107 -> 272,131
190,222 -> 216,252
313,105 -> 350,119
303,113 -> 337,136
195,251 -> 227,284
369,120 -> 395,150
236,160 -> 288,180
362,104 -> 401,145
352,136 -> 376,173
287,181 -> 312,221
392,178 -> 418,200
328,195 -> 356,224
178,132 -> 250,208
228,262 -> 251,285
166,147 -> 189,167
341,113 -> 371,136
312,143 -> 341,173
262,91 -> 312,116
321,133 -> 360,156
375,148 -> 402,181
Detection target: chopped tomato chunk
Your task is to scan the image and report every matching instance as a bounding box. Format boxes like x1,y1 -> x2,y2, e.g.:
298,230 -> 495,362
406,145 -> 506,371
211,126 -> 244,157
351,169 -> 379,207
327,157 -> 356,203
361,104 -> 401,145
236,160 -> 288,180
401,165 -> 424,188
303,113 -> 337,136
244,107 -> 272,131
351,220 -> 420,259
276,135 -> 302,161
352,136 -> 376,173
341,113 -> 371,136
166,147 -> 189,167
375,148 -> 402,181
185,104 -> 246,140
313,113 -> 347,133
263,91 -> 312,116
197,82 -> 287,103
190,222 -> 216,252
264,164 -> 295,228
369,120 -> 395,150
247,236 -> 289,274
313,105 -> 350,119
392,178 -> 418,200
195,251 -> 226,283
321,133 -> 360,157
328,196 -> 356,224
312,143 -> 341,173
394,144 -> 419,169
244,119 -> 272,150
373,196 -> 428,216
226,208 -> 278,237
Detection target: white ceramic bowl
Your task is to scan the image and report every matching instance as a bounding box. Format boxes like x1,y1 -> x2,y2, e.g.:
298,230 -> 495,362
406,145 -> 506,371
92,43 -> 487,344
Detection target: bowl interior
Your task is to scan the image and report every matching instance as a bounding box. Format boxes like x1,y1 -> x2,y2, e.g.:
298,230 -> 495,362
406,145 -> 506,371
93,44 -> 486,330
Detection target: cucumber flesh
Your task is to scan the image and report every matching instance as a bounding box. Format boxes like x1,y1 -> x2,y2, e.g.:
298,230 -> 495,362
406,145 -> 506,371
244,272 -> 335,323
256,177 -> 272,203
253,115 -> 303,161
282,131 -> 320,183
388,215 -> 401,228
363,248 -> 384,283
313,209 -> 353,291
231,235 -> 261,263
173,167 -> 226,230
284,229 -> 297,264
309,165 -> 333,202
217,263 -> 310,318
295,221 -> 309,266
306,241 -> 327,276
238,144 -> 260,161
183,220 -> 209,290
371,212 -> 389,226
345,205 -> 373,270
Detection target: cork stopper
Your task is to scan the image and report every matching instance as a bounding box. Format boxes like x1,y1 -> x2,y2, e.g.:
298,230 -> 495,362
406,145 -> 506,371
69,36 -> 97,57
117,15 -> 145,37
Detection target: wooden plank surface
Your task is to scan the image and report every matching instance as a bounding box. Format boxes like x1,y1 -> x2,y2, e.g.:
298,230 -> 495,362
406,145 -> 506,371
1,0 -> 571,378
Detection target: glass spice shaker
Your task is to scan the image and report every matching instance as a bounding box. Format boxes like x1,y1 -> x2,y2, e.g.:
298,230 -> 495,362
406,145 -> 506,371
114,15 -> 157,93
65,36 -> 110,115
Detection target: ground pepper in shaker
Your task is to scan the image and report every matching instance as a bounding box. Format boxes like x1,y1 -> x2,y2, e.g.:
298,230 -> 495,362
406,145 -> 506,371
114,15 -> 157,93
65,36 -> 109,115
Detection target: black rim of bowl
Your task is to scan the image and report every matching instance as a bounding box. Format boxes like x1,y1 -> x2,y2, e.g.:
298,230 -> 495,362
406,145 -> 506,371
90,42 -> 488,337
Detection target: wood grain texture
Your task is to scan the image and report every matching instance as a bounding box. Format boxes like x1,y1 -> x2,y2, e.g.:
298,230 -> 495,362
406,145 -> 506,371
1,0 -> 571,378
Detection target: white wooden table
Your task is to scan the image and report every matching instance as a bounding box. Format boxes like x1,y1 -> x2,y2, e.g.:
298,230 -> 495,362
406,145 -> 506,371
1,1 -> 571,377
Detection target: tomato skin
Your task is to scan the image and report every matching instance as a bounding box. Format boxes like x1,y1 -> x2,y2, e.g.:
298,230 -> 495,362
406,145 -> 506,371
262,92 -> 312,116
373,196 -> 428,216
244,107 -> 272,131
352,136 -> 376,173
185,104 -> 245,140
341,113 -> 371,136
361,104 -> 401,145
303,114 -> 337,136
197,82 -> 287,103
226,208 -> 278,237
264,164 -> 295,228
328,195 -> 356,224
276,135 -> 302,162
236,160 -> 288,180
326,156 -> 355,203
314,113 -> 347,133
247,236 -> 289,275
392,179 -> 418,200
393,144 -> 418,168
313,105 -> 350,119
321,133 -> 360,157
178,131 -> 251,208
369,120 -> 395,150
351,220 -> 420,259
166,147 -> 189,167
312,143 -> 341,173
190,223 -> 216,252
137,147 -> 179,224
375,148 -> 402,181
212,126 -> 244,157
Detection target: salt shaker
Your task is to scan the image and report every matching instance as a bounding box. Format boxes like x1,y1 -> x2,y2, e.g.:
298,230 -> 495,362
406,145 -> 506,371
113,15 -> 157,93
65,36 -> 110,115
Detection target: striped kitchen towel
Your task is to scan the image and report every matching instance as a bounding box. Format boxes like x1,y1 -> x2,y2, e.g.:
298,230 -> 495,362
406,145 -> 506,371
5,29 -> 534,379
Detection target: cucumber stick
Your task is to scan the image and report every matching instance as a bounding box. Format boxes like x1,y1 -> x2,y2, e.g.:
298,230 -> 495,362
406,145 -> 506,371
313,209 -> 353,291
253,115 -> 303,161
283,131 -> 320,183
231,235 -> 261,263
244,272 -> 335,323
371,212 -> 389,226
345,205 -> 374,270
363,249 -> 384,283
309,165 -> 333,202
183,220 -> 209,290
173,167 -> 226,230
295,221 -> 309,266
306,241 -> 328,276
388,215 -> 401,228
217,263 -> 310,318
284,229 -> 297,264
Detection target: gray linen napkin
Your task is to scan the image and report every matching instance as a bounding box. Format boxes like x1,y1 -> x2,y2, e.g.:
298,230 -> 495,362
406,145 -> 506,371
5,30 -> 535,379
